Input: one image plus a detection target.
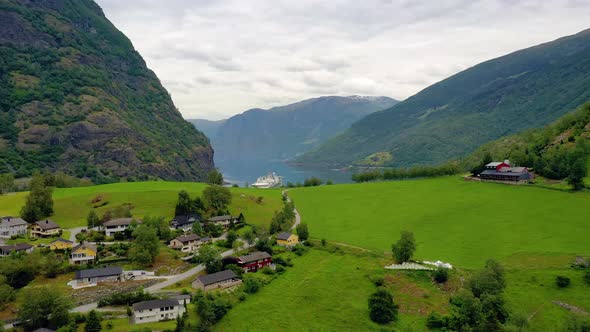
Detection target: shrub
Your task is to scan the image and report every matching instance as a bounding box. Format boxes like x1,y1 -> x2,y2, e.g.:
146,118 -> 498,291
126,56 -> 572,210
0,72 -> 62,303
368,288 -> 398,324
432,267 -> 449,283
261,266 -> 274,275
391,231 -> 416,263
243,275 -> 262,294
556,276 -> 571,288
585,271 -> 590,286
275,265 -> 285,274
426,312 -> 447,329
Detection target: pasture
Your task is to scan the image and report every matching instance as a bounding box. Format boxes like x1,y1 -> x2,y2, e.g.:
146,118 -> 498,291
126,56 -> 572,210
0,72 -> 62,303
0,181 -> 283,229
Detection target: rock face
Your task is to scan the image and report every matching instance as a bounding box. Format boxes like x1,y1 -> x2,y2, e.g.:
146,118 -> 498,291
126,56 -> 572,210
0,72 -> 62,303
0,0 -> 214,182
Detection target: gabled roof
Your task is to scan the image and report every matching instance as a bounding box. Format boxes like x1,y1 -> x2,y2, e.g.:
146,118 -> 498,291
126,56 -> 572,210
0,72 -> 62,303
51,238 -> 73,244
174,233 -> 201,243
0,243 -> 33,253
208,215 -> 234,222
196,270 -> 239,286
102,218 -> 139,227
171,213 -> 201,226
33,219 -> 60,230
75,266 -> 123,279
72,242 -> 97,253
238,251 -> 271,264
132,299 -> 179,311
0,216 -> 28,227
277,232 -> 293,240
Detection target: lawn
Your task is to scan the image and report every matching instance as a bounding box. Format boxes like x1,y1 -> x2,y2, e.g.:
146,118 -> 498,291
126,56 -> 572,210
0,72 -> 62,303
215,248 -> 454,332
289,176 -> 590,269
0,181 -> 283,229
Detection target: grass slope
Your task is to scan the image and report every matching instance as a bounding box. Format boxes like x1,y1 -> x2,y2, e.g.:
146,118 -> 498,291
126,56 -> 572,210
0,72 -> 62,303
289,177 -> 590,268
0,182 -> 282,229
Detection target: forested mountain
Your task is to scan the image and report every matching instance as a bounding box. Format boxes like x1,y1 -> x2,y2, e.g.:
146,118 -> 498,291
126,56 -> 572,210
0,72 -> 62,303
188,119 -> 226,141
207,96 -> 397,163
0,0 -> 214,182
297,29 -> 590,168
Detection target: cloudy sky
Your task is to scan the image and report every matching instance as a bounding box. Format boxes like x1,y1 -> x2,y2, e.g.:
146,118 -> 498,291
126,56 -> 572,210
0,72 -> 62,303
96,0 -> 590,120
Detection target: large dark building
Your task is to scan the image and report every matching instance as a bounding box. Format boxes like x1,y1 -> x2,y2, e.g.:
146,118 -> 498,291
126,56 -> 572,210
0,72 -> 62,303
479,160 -> 533,183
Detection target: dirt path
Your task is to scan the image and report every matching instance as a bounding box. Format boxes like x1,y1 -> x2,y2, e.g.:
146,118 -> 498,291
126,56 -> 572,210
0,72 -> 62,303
553,301 -> 590,316
282,190 -> 301,231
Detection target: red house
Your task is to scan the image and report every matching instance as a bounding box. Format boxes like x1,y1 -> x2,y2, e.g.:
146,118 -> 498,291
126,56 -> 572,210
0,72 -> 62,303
485,160 -> 511,171
237,251 -> 272,272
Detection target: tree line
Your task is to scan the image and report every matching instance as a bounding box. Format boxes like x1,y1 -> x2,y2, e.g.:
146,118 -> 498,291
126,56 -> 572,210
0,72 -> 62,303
352,162 -> 461,183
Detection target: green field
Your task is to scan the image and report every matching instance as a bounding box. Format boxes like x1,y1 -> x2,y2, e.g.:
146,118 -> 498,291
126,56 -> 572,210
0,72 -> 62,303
0,182 -> 282,229
289,176 -> 590,269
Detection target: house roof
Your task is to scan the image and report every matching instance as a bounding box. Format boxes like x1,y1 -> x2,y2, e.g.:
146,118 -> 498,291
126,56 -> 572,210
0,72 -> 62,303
196,270 -> 239,286
75,266 -> 123,279
102,218 -> 139,227
0,243 -> 33,253
174,233 -> 201,243
51,238 -> 73,244
208,215 -> 234,222
0,216 -> 28,227
238,251 -> 271,264
33,219 -> 60,230
171,213 -> 201,226
277,232 -> 293,240
132,299 -> 179,311
170,294 -> 192,301
72,242 -> 97,253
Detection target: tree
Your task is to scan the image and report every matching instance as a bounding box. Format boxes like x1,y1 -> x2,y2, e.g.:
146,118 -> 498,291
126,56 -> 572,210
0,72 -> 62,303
18,286 -> 71,331
143,216 -> 172,241
85,310 -> 102,332
0,173 -> 14,194
391,231 -> 416,263
197,245 -> 223,273
175,190 -> 192,216
296,223 -> 309,241
225,230 -> 238,248
202,185 -> 232,211
207,169 -> 224,185
433,267 -> 449,283
242,275 -> 262,294
129,226 -> 160,266
87,210 -> 100,229
243,228 -> 255,245
567,157 -> 587,190
556,276 -> 571,288
368,288 -> 398,324
469,259 -> 506,298
255,236 -> 273,255
20,172 -> 54,222
192,221 -> 204,236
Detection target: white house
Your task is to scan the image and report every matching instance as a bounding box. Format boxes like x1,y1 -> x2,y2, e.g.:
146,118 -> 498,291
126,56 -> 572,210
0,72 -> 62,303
132,299 -> 186,324
102,218 -> 141,237
0,216 -> 28,238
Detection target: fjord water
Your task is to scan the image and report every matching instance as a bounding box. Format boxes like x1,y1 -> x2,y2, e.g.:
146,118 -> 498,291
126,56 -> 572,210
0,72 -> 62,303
215,159 -> 353,186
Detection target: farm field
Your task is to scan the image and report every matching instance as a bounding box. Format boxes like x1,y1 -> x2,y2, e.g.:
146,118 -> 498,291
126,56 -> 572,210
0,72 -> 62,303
0,181 -> 283,229
289,176 -> 590,269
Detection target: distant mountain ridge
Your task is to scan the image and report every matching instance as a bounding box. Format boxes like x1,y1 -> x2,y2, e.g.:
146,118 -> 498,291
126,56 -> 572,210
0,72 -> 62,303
192,95 -> 397,163
0,0 -> 214,182
297,28 -> 590,167
188,119 -> 226,142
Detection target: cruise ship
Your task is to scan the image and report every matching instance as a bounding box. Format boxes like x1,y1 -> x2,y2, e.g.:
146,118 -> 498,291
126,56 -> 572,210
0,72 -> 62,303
251,172 -> 283,188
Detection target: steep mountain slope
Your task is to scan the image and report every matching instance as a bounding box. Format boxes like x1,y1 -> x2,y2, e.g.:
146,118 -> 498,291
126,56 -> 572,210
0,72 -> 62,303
0,0 -> 214,182
210,96 -> 397,163
188,119 -> 226,141
298,29 -> 590,167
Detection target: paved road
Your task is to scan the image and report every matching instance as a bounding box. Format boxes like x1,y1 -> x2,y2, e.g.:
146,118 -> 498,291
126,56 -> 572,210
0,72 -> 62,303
70,243 -> 253,313
69,227 -> 87,242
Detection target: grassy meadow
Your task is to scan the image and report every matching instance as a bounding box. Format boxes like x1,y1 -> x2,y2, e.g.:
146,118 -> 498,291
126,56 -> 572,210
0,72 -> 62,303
289,176 -> 590,269
0,181 -> 283,229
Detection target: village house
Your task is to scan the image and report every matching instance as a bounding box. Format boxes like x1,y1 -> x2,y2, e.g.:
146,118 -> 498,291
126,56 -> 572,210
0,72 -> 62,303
192,269 -> 242,291
29,219 -> 61,238
237,251 -> 272,273
0,216 -> 28,239
132,299 -> 186,324
102,218 -> 141,237
206,215 -> 238,230
276,232 -> 299,247
169,233 -> 210,252
170,294 -> 192,306
0,243 -> 34,257
69,266 -> 123,288
170,213 -> 201,231
479,160 -> 533,184
70,242 -> 97,265
50,238 -> 74,250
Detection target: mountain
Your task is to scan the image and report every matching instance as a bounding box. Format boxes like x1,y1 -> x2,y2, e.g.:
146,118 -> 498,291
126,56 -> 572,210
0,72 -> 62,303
208,96 -> 397,163
188,119 -> 226,141
297,29 -> 590,168
0,0 -> 214,182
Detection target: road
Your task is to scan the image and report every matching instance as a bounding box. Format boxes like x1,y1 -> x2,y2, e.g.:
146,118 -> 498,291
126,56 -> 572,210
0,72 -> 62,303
70,243 -> 253,313
283,190 -> 301,231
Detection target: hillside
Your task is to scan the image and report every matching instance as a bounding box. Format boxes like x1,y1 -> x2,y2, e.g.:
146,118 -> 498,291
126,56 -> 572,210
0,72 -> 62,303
209,96 -> 397,163
298,29 -> 590,167
0,0 -> 214,182
188,118 -> 226,141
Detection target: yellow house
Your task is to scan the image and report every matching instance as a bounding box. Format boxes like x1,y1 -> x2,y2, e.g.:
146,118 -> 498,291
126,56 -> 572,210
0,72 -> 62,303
50,238 -> 74,250
277,232 -> 299,247
70,242 -> 97,265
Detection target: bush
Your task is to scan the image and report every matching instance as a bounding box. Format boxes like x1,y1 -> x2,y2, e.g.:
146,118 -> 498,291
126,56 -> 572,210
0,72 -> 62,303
275,265 -> 285,274
556,276 -> 571,288
368,288 -> 398,324
585,271 -> 590,286
97,289 -> 155,307
261,266 -> 274,275
432,267 -> 449,283
243,275 -> 262,294
426,312 -> 447,329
